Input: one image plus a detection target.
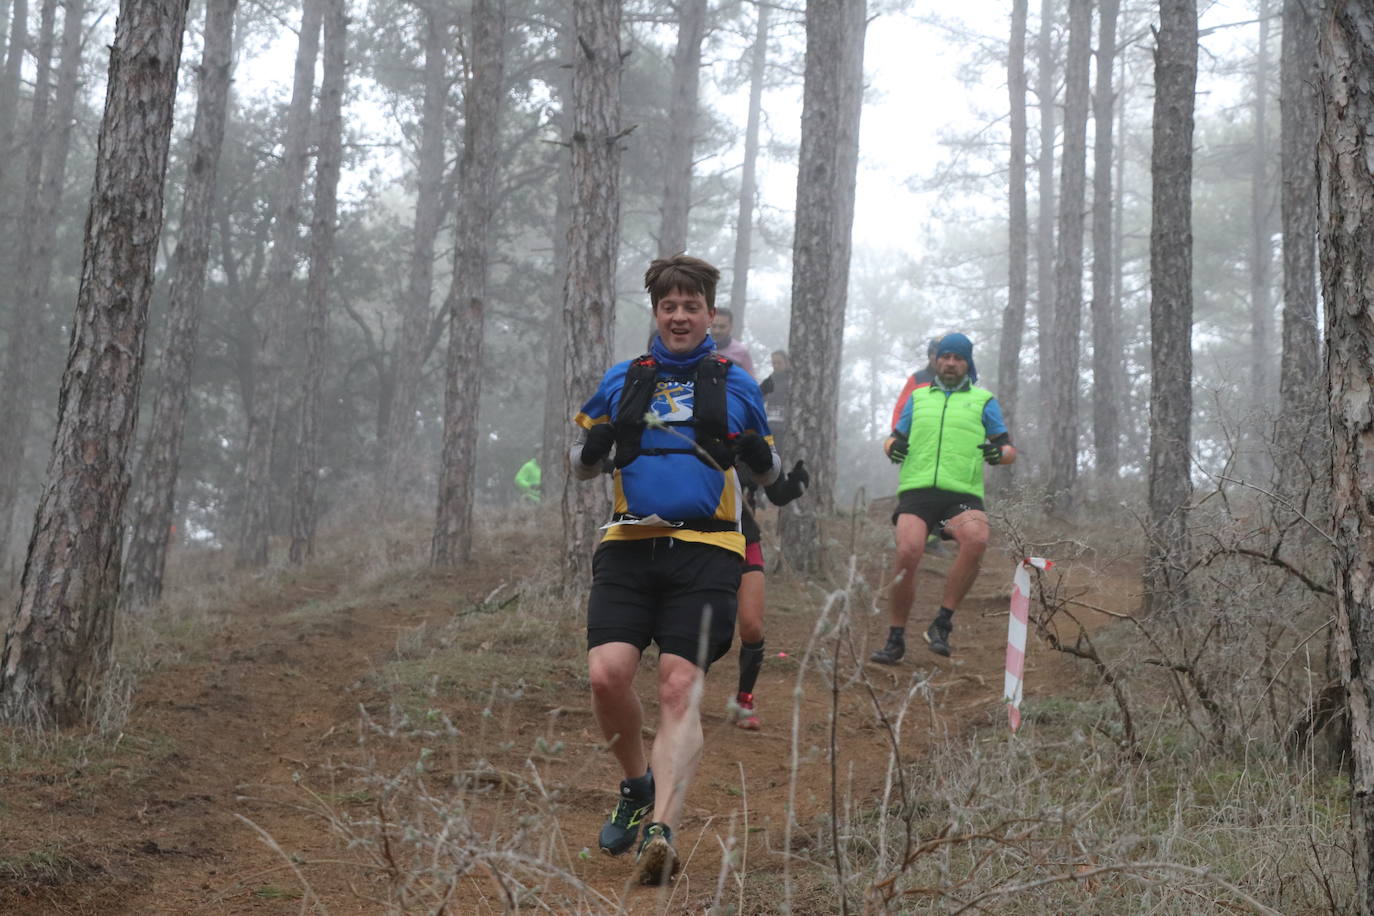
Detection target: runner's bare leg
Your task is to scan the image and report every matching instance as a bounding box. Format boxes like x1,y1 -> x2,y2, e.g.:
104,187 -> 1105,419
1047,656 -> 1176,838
887,512 -> 929,627
649,652 -> 704,829
941,509 -> 990,610
588,642 -> 648,778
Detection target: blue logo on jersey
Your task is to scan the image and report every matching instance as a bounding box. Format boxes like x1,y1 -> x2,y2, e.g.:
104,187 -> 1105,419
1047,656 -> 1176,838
650,380 -> 694,422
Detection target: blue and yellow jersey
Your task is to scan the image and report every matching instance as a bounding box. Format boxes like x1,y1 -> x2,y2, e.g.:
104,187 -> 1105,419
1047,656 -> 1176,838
574,359 -> 773,557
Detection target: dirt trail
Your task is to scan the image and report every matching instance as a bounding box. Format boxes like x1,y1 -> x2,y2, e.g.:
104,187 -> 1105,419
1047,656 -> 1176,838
0,534 -> 1120,914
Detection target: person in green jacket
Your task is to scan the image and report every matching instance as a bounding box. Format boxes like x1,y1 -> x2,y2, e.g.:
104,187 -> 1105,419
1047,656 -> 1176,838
870,333 -> 1016,662
514,456 -> 541,503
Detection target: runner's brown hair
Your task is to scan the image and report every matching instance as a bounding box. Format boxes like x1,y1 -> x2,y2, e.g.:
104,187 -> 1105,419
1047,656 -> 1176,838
645,255 -> 721,310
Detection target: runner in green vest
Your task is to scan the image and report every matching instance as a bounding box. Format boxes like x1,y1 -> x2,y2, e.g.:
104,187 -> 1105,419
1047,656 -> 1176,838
514,457 -> 541,503
870,333 -> 1016,662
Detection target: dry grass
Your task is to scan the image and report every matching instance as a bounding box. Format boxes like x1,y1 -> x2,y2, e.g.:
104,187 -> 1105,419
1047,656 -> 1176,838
0,503 -> 1356,913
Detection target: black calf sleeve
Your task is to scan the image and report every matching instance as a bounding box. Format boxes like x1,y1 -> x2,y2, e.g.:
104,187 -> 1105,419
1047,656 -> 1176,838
738,639 -> 765,695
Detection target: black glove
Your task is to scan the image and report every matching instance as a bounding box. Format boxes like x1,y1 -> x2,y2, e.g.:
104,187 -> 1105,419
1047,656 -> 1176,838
764,460 -> 809,506
581,423 -> 616,467
735,431 -> 774,475
979,441 -> 1003,465
888,437 -> 909,465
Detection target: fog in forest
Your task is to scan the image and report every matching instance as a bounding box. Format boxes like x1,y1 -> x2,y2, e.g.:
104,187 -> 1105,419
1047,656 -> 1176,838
0,0 -> 1297,563
9,0 -> 1374,908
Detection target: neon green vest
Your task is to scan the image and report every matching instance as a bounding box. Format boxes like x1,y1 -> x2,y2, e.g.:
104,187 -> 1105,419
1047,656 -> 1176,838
897,384 -> 994,498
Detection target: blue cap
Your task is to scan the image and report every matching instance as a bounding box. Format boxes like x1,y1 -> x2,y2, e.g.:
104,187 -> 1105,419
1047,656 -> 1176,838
934,332 -> 977,383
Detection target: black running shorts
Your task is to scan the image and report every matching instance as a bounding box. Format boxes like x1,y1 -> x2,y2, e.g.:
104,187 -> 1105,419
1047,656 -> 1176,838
892,488 -> 985,539
587,538 -> 741,669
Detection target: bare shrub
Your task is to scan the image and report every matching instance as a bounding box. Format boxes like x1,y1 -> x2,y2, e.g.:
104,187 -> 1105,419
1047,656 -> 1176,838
753,515 -> 1353,914
284,709 -> 615,913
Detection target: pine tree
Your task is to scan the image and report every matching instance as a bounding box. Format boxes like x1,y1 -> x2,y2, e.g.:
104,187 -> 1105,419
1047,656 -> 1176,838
778,0 -> 866,572
433,0 -> 506,566
997,0 -> 1029,444
561,0 -> 624,584
1090,0 -> 1122,482
726,1 -> 768,334
1276,0 -> 1321,479
1144,0 -> 1197,615
1320,3 -> 1374,908
289,0 -> 346,564
123,0 -> 238,605
379,6 -> 450,515
0,0 -> 188,725
1046,0 -> 1092,509
235,0 -> 322,568
657,0 -> 708,258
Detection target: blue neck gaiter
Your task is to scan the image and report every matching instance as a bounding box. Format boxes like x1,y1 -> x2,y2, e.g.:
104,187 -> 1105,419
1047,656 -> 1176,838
650,334 -> 716,374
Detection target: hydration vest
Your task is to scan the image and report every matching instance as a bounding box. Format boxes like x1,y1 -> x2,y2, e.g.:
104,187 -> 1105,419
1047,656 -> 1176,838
612,353 -> 734,471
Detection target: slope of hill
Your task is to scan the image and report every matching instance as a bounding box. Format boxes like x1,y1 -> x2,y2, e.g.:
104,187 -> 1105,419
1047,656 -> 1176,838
0,509 -> 1351,913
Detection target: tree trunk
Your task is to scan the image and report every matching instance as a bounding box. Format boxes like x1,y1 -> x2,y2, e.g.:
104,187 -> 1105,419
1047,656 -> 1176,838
0,0 -> 25,172
379,7 -> 449,514
0,0 -> 61,565
1276,0 -> 1320,480
1321,6 -> 1374,910
539,131 -> 572,496
122,0 -> 236,605
777,0 -> 866,573
1027,0 -> 1055,480
539,5 -> 575,506
560,0 -> 623,585
1144,0 -> 1196,617
432,0 -> 505,566
0,0 -> 187,725
726,0 -> 767,335
1033,0 -> 1056,463
997,0 -> 1029,445
656,0 -> 707,258
1046,0 -> 1091,511
288,0 -> 344,565
1090,0 -> 1122,483
234,0 -> 321,569
1247,0 -> 1274,478
1112,52 -> 1131,455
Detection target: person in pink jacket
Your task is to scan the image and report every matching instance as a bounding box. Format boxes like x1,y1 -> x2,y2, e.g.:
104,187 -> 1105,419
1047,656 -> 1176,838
709,308 -> 755,376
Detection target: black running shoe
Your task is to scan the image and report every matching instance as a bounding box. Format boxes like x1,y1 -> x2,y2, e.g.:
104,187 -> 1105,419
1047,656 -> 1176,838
636,822 -> 680,884
924,617 -> 953,657
599,774 -> 654,856
870,637 -> 905,665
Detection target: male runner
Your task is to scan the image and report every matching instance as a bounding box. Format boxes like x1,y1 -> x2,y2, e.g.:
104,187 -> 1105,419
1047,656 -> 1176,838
570,255 -> 778,884
513,456 -> 541,503
888,337 -> 942,431
870,332 -> 1016,663
709,307 -> 755,376
759,350 -> 791,448
727,459 -> 808,730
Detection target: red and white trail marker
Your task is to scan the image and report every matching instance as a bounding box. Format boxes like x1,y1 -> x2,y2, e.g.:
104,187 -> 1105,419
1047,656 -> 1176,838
1005,557 -> 1052,732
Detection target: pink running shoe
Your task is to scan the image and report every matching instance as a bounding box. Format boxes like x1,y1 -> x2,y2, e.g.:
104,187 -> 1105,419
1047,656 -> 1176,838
728,692 -> 761,730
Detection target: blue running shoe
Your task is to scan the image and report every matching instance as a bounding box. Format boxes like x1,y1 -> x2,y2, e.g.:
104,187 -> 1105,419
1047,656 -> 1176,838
599,772 -> 654,856
635,822 -> 680,884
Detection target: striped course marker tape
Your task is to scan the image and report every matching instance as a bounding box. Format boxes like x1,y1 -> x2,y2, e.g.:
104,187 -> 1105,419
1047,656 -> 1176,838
1005,557 -> 1053,732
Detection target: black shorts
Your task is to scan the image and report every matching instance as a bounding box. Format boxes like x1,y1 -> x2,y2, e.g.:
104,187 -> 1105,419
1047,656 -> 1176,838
892,488 -> 985,539
587,538 -> 741,669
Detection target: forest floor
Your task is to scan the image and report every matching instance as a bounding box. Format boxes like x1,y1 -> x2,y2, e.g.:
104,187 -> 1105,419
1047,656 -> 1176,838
0,507 -> 1164,914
